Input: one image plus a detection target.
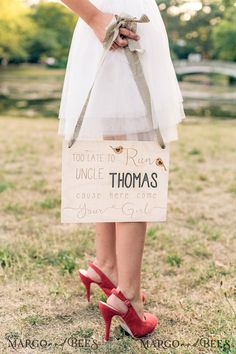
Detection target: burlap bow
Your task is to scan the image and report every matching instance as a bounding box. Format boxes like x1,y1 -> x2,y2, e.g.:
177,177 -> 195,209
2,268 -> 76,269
68,13 -> 165,149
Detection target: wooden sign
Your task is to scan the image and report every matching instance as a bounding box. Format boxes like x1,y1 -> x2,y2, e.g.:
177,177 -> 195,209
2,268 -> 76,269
60,139 -> 170,223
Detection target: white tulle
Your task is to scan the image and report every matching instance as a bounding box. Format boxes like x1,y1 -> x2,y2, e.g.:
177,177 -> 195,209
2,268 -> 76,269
58,0 -> 186,143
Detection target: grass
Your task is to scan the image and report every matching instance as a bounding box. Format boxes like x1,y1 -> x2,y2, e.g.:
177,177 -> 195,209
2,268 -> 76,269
0,115 -> 235,354
166,254 -> 183,267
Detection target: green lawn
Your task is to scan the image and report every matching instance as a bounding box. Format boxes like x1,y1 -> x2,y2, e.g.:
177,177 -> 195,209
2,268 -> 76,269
0,115 -> 235,354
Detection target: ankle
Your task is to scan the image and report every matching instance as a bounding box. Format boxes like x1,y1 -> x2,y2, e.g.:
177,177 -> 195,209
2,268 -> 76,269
90,259 -> 118,285
107,293 -> 128,314
107,289 -> 144,320
93,258 -> 116,272
117,286 -> 141,303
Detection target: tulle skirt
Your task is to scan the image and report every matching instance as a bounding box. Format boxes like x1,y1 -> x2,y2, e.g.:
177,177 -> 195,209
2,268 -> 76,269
58,0 -> 186,143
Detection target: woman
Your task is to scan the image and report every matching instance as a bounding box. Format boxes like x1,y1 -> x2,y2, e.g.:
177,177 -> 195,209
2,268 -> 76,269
58,0 -> 185,341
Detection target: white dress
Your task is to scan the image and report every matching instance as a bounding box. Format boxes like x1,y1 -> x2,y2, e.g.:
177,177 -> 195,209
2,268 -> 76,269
57,0 -> 186,143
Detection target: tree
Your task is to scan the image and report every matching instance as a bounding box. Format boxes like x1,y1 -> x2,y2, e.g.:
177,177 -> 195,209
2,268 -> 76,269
156,0 -> 226,60
26,2 -> 77,63
0,0 -> 34,63
212,6 -> 236,61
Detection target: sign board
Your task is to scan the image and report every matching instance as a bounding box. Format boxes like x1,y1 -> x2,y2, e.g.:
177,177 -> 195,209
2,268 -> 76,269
61,139 -> 170,223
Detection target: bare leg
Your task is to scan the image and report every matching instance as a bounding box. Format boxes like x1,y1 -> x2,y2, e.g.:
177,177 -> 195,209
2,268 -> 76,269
86,223 -> 118,285
86,134 -> 121,284
107,222 -> 147,320
101,133 -> 147,318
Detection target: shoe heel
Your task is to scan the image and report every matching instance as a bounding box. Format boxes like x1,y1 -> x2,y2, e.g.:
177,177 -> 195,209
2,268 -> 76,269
78,271 -> 93,302
98,301 -> 121,341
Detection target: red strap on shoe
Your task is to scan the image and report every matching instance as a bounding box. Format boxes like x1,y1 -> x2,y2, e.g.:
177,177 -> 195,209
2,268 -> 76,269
111,288 -> 132,307
88,261 -> 115,288
88,261 -> 106,279
124,299 -> 132,308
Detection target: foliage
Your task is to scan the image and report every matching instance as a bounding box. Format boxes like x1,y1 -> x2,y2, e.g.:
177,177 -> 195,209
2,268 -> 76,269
26,2 -> 77,64
156,0 -> 236,61
211,6 -> 236,61
0,0 -> 236,64
0,0 -> 77,65
0,0 -> 34,62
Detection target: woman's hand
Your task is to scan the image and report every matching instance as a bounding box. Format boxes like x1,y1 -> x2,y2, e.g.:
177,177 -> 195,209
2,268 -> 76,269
60,1 -> 140,50
88,11 -> 140,50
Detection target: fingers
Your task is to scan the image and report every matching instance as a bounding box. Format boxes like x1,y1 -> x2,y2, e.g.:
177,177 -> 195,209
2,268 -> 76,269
110,42 -> 119,50
109,29 -> 140,51
109,38 -> 126,50
109,42 -> 119,50
115,36 -> 129,47
119,27 -> 140,41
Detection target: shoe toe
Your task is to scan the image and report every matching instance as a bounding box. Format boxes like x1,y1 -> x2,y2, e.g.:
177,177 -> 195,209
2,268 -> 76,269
144,312 -> 158,331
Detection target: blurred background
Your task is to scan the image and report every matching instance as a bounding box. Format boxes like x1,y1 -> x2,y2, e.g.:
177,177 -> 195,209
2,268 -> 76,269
1,2 -> 236,349
0,0 -> 236,119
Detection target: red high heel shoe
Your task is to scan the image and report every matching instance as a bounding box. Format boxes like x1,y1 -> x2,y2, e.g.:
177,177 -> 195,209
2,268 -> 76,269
78,261 -> 114,301
78,260 -> 146,302
98,288 -> 158,341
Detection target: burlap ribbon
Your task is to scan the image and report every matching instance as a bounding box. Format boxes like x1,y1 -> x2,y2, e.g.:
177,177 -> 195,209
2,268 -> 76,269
68,13 -> 166,149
